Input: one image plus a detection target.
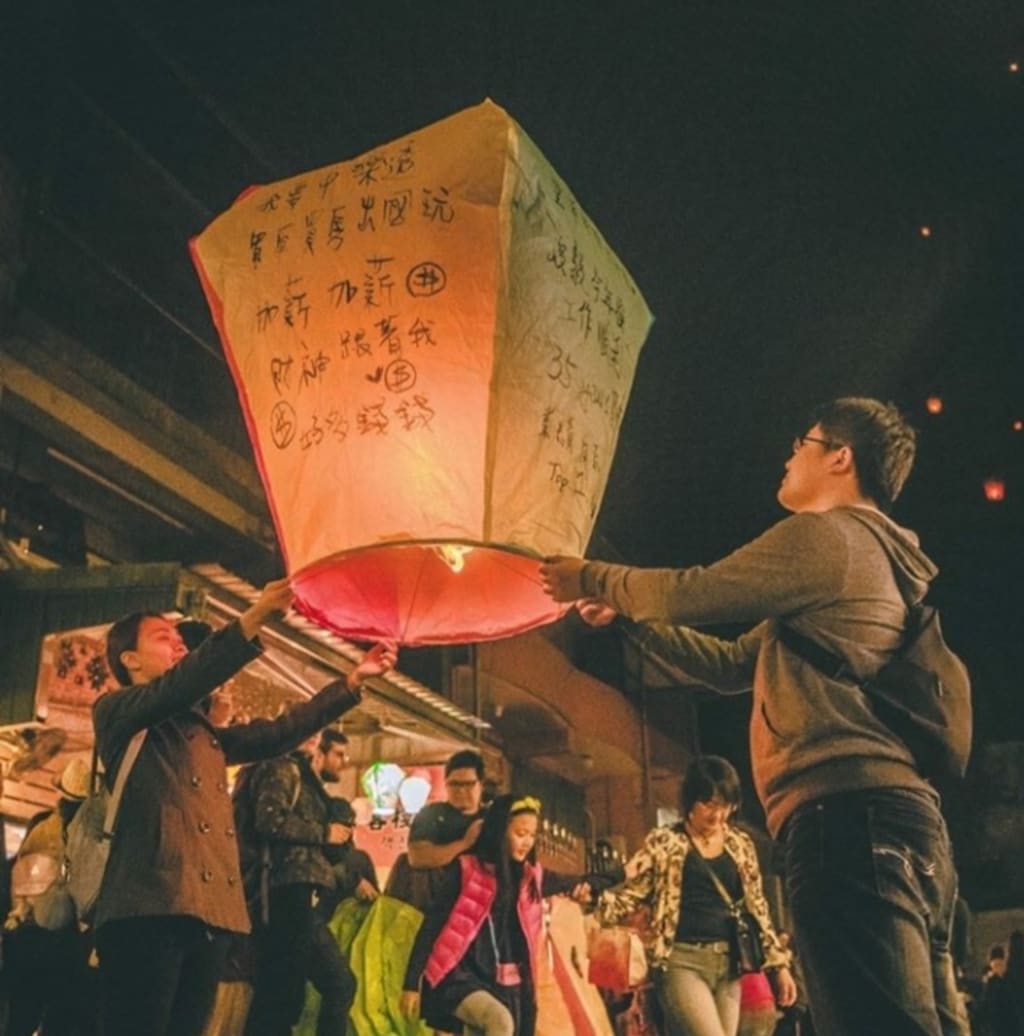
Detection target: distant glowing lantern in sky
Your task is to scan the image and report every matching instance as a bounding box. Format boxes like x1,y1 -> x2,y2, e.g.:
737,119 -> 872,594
191,100 -> 652,644
1012,419 -> 1022,433
919,226 -> 933,238
925,396 -> 943,415
983,478 -> 1006,502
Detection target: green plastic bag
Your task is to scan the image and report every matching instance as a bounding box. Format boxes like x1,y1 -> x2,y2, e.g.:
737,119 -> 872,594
293,898 -> 372,1036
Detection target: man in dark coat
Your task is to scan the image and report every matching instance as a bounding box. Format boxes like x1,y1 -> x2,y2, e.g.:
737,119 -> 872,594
93,577 -> 397,1036
241,727 -> 368,1036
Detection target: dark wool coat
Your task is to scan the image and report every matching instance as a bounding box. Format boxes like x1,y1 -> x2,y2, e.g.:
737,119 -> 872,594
93,620 -> 360,933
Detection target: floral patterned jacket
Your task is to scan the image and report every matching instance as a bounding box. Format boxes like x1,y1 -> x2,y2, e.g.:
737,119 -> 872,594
596,824 -> 791,972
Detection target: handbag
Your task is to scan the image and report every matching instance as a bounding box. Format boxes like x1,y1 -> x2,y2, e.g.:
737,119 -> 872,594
9,851 -> 77,931
610,983 -> 663,1036
64,729 -> 147,924
587,922 -> 649,992
689,847 -> 765,976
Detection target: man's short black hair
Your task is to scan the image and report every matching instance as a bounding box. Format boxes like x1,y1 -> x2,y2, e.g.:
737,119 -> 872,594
445,749 -> 484,779
105,610 -> 164,687
318,727 -> 349,753
811,397 -> 916,513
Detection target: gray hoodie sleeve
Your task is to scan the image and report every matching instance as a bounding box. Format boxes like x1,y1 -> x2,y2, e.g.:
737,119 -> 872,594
580,512 -> 849,626
622,620 -> 765,693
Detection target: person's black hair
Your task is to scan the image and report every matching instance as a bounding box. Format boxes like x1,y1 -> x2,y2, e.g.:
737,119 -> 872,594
810,397 -> 916,513
105,610 -> 164,686
680,755 -> 742,817
318,726 -> 349,753
445,749 -> 484,780
473,793 -> 541,901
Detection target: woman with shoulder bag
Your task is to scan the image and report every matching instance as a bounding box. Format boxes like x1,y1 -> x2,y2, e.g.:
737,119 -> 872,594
594,756 -> 797,1036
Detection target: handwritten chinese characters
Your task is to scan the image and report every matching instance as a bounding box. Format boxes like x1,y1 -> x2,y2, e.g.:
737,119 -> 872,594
191,99 -> 650,580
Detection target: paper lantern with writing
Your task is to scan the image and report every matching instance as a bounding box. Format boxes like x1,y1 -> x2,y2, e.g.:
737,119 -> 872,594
191,99 -> 652,644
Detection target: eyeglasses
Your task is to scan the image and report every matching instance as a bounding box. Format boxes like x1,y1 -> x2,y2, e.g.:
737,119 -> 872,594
792,434 -> 842,454
445,779 -> 480,790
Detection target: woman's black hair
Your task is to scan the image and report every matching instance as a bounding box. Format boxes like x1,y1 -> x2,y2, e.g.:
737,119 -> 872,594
473,793 -> 541,900
680,755 -> 742,817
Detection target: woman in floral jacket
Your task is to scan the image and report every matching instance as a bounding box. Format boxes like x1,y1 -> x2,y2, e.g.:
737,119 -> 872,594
596,756 -> 796,1036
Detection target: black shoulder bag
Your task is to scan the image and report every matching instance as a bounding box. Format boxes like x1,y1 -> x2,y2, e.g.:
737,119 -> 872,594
776,603 -> 972,780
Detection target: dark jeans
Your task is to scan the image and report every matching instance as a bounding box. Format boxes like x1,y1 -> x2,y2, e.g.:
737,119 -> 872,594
95,915 -> 227,1036
244,883 -> 356,1036
782,787 -> 969,1036
2,923 -> 97,1036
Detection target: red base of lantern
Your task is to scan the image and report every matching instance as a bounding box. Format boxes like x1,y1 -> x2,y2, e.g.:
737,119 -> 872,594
291,543 -> 570,645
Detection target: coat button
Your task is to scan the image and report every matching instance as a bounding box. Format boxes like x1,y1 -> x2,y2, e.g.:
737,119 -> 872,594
201,869 -> 214,882
191,775 -> 203,788
209,736 -> 220,748
228,875 -> 238,886
217,781 -> 227,793
198,821 -> 211,834
225,827 -> 235,837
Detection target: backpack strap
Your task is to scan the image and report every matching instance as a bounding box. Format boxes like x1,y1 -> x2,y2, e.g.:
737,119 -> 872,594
686,838 -> 743,915
777,509 -> 921,681
775,624 -> 854,681
101,729 -> 147,839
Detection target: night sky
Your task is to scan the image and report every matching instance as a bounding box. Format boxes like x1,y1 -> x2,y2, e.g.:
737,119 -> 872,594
7,1 -> 1023,743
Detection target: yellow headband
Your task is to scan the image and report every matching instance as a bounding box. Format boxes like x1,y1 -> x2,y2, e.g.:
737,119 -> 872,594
510,795 -> 542,815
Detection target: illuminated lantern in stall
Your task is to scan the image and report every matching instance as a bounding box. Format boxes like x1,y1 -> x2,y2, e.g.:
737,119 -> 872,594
360,762 -> 407,817
397,774 -> 432,815
190,100 -> 652,644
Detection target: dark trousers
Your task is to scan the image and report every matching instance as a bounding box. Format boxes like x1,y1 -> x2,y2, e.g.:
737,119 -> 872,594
2,923 -> 97,1036
783,787 -> 969,1036
95,915 -> 227,1036
244,883 -> 356,1036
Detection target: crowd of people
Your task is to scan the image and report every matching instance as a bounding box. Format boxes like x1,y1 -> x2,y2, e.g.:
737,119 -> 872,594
0,394 -> 1010,1036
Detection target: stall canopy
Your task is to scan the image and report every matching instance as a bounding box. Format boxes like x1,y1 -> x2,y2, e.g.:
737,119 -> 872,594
191,99 -> 652,646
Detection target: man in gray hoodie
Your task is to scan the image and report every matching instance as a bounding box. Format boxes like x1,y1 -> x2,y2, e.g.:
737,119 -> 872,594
541,397 -> 969,1036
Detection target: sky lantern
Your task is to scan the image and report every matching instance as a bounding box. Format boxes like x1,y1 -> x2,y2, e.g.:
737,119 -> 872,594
191,100 -> 653,644
983,478 -> 1006,502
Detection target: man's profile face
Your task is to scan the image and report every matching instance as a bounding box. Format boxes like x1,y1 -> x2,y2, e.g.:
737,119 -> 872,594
445,766 -> 482,815
777,423 -> 836,514
318,741 -> 348,783
122,616 -> 186,684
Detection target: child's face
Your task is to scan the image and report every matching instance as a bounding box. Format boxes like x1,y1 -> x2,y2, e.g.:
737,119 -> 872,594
506,812 -> 538,862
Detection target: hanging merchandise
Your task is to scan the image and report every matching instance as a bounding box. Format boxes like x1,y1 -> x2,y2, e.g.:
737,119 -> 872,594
191,99 -> 652,644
